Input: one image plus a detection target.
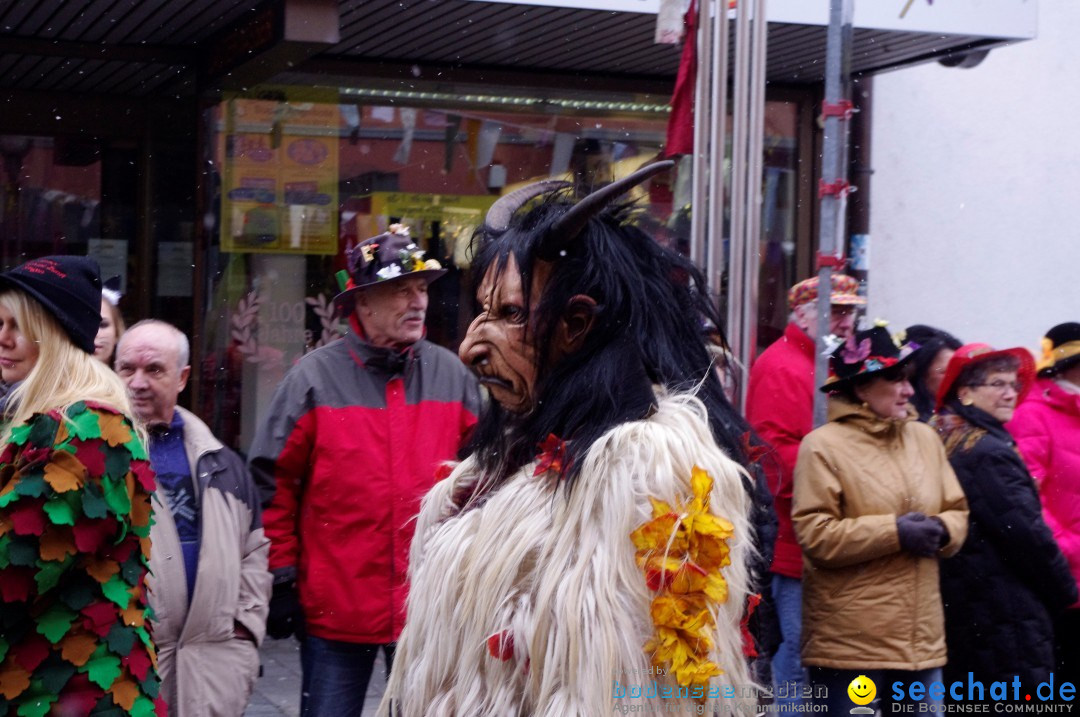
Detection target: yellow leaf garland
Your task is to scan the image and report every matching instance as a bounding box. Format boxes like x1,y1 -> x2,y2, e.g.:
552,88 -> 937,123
630,466 -> 735,697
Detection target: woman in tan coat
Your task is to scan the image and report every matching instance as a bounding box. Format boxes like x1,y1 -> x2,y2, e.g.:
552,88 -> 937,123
792,326 -> 968,715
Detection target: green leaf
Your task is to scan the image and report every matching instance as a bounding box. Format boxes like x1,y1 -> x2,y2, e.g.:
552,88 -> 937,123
131,695 -> 157,717
43,493 -> 79,526
35,604 -> 76,644
131,519 -> 151,539
80,644 -> 122,690
36,658 -> 75,695
67,408 -> 101,442
103,445 -> 131,480
104,623 -> 136,656
35,556 -> 72,594
0,636 -> 8,663
89,695 -> 121,715
81,482 -> 108,520
0,488 -> 19,509
102,574 -> 133,610
139,672 -> 159,699
25,415 -> 59,447
14,473 -> 48,498
121,553 -> 143,587
125,436 -> 147,461
10,422 -> 34,446
59,578 -> 95,611
15,694 -> 56,717
8,538 -> 38,567
136,625 -> 154,649
102,475 -> 131,517
0,534 -> 9,569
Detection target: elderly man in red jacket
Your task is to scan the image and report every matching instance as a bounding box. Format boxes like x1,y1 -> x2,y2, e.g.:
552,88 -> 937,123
249,225 -> 481,717
745,274 -> 863,706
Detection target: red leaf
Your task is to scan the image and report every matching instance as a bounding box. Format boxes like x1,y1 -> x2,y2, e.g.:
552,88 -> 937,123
10,499 -> 47,536
486,630 -> 514,661
102,537 -> 135,565
533,434 -> 566,478
645,568 -> 672,592
123,647 -> 151,682
72,517 -> 117,554
70,439 -> 106,478
51,673 -> 101,717
0,567 -> 34,602
10,631 -> 50,671
740,592 -> 763,658
739,432 -> 769,465
131,461 -> 155,493
80,601 -> 118,638
18,446 -> 50,468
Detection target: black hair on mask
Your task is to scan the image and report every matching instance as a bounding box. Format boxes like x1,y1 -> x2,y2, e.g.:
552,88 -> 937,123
460,192 -> 753,494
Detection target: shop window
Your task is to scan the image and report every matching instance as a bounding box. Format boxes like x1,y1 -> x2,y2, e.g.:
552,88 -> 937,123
199,86 -> 679,449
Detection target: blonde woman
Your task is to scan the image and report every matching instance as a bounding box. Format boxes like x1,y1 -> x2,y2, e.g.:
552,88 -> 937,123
0,256 -> 161,715
93,276 -> 126,364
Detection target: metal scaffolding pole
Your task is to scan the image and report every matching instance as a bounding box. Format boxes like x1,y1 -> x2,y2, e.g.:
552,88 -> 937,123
812,0 -> 855,427
689,0 -> 714,268
705,0 -> 729,298
725,0 -> 767,411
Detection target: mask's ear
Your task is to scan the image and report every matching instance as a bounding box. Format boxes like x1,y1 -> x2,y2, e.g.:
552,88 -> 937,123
554,294 -> 597,356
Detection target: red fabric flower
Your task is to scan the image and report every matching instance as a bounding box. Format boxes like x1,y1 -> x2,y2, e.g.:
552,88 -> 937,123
533,434 -> 567,478
739,432 -> 769,464
486,630 -> 514,661
740,592 -> 762,658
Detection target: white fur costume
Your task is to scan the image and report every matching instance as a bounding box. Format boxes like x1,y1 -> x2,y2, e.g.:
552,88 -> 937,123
380,391 -> 754,716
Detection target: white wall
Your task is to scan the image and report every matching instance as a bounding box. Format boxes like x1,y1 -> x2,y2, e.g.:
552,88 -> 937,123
868,1 -> 1080,354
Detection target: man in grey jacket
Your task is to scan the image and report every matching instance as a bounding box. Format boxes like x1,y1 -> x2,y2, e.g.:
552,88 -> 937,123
117,320 -> 272,716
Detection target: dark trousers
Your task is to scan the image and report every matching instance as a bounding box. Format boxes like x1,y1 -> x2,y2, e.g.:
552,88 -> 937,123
300,636 -> 395,717
1056,609 -> 1080,680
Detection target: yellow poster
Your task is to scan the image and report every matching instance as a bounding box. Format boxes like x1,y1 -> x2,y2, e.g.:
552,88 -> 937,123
220,88 -> 339,254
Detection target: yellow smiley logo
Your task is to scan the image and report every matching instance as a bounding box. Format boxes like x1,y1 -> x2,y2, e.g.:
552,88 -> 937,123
847,675 -> 876,706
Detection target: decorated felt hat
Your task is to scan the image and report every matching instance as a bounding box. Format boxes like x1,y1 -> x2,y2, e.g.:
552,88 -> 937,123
934,343 -> 1036,410
1036,322 -> 1080,377
787,274 -> 866,310
820,325 -> 920,393
333,224 -> 446,313
0,255 -> 102,353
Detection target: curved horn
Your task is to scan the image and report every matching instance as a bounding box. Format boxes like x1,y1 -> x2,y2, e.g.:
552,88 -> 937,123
541,159 -> 675,260
484,180 -> 572,232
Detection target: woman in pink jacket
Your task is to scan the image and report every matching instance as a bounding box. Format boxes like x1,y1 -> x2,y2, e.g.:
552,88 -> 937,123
1008,321 -> 1080,679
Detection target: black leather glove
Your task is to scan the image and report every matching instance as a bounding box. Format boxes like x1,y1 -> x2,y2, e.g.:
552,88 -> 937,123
896,512 -> 946,557
267,579 -> 304,640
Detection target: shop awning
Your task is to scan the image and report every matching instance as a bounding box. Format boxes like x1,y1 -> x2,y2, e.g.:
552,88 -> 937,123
0,0 -> 1036,98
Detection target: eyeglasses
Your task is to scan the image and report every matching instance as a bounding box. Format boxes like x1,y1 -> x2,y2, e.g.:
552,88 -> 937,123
967,380 -> 1023,393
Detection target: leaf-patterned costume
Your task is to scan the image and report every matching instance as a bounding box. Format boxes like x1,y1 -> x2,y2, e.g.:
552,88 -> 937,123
0,402 -> 162,717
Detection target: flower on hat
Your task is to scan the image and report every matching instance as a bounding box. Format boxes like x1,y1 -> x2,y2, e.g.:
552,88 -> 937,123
841,335 -> 871,365
376,264 -> 403,281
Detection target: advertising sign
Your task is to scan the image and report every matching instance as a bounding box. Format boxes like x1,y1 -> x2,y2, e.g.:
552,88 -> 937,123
220,88 -> 339,254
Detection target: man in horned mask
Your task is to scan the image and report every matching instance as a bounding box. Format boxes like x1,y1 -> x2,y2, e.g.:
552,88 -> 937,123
380,162 -> 760,715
